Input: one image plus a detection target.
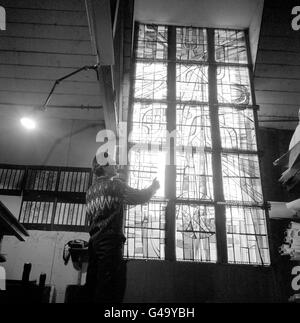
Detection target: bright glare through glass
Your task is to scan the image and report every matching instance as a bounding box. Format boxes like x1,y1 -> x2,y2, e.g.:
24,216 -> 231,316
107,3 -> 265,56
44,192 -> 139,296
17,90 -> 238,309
20,117 -> 36,130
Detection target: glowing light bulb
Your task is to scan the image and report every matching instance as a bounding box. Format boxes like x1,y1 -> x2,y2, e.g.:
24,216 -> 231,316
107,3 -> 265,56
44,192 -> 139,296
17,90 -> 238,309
20,117 -> 36,130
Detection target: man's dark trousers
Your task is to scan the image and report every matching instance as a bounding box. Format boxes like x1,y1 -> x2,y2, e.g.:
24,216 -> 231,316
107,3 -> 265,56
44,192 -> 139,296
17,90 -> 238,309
86,230 -> 126,303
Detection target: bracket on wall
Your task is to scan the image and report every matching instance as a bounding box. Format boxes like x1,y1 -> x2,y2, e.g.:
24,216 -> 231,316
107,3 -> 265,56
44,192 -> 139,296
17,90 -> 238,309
40,64 -> 100,112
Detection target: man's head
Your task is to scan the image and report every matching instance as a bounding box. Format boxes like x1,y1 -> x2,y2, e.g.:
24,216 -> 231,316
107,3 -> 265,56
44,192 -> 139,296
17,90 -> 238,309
92,152 -> 117,178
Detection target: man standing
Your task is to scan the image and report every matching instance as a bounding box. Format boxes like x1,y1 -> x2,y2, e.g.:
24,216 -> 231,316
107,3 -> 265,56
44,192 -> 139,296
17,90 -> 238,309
85,153 -> 160,302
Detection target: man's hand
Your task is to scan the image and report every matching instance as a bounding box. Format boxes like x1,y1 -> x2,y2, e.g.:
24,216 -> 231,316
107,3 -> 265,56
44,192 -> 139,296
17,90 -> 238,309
151,178 -> 160,192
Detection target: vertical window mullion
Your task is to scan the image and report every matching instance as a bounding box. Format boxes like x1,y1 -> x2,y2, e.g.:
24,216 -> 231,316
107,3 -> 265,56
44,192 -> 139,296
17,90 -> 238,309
244,29 -> 274,264
165,26 -> 177,261
207,28 -> 228,264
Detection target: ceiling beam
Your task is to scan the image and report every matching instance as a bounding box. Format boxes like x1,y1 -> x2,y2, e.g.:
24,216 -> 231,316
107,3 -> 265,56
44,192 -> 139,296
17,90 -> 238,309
85,0 -> 117,134
85,0 -> 114,65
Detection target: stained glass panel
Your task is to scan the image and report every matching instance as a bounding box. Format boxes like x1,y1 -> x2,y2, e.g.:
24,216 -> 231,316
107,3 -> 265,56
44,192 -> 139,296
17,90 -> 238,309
222,153 -> 263,203
130,102 -> 167,144
219,107 -> 257,151
137,24 -> 168,60
176,150 -> 213,201
134,62 -> 167,100
176,204 -> 216,262
128,149 -> 166,198
217,66 -> 252,104
226,206 -> 270,265
176,27 -> 207,61
124,201 -> 166,259
176,105 -> 211,148
215,29 -> 247,63
177,64 -> 208,102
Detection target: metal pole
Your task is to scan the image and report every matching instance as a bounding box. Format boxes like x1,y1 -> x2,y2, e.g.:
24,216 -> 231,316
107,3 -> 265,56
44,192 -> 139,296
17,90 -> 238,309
207,28 -> 228,264
165,26 -> 177,261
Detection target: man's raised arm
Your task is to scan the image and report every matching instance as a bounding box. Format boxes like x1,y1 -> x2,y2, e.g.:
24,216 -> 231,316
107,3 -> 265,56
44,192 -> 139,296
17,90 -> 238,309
121,178 -> 160,205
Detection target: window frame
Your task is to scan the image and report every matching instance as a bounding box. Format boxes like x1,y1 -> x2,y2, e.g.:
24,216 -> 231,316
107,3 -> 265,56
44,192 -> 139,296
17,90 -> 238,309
126,23 -> 271,266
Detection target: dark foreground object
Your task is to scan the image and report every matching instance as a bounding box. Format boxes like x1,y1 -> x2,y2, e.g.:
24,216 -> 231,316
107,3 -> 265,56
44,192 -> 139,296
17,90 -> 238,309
0,280 -> 52,303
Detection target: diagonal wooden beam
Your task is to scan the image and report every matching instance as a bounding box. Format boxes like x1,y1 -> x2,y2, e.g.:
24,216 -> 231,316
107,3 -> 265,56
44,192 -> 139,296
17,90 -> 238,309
85,0 -> 114,65
97,65 -> 118,134
85,0 -> 117,134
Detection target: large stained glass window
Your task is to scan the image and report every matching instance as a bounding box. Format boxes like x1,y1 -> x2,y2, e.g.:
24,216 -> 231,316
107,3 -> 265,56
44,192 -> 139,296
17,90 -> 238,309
126,24 -> 270,265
